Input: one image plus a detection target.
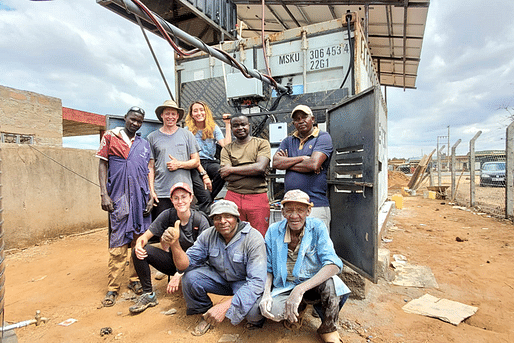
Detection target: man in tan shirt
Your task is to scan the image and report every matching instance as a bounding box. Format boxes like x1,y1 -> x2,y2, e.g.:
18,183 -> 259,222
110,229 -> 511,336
219,115 -> 271,236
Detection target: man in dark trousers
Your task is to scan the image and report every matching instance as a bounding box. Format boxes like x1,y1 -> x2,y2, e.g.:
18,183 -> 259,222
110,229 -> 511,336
272,105 -> 333,232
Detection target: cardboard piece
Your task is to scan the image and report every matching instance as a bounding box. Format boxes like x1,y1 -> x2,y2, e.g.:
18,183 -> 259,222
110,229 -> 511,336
402,294 -> 478,325
392,263 -> 439,288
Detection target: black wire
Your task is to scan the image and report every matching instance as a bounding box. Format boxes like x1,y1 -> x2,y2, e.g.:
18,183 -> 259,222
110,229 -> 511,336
29,145 -> 100,187
340,13 -> 354,90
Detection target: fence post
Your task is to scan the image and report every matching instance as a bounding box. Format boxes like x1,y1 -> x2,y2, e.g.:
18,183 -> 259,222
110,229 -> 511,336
451,139 -> 461,201
469,131 -> 482,207
506,123 -> 514,218
437,144 -> 445,186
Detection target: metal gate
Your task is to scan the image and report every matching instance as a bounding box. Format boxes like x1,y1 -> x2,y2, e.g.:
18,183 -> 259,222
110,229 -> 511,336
327,87 -> 380,282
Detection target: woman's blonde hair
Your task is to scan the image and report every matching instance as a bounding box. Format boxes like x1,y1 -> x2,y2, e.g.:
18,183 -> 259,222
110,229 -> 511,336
185,101 -> 216,140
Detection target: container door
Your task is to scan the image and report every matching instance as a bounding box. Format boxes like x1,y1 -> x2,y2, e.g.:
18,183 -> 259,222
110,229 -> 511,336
327,87 -> 379,282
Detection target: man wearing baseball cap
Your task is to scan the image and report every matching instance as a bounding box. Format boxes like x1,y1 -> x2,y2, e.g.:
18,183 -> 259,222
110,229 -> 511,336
272,104 -> 333,232
147,100 -> 209,219
250,189 -> 350,343
166,200 -> 267,336
130,182 -> 210,314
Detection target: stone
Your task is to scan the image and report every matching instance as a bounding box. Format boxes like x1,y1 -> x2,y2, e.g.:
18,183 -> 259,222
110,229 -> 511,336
377,248 -> 394,282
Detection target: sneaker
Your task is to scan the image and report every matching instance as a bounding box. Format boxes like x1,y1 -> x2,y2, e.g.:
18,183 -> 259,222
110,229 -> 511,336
129,292 -> 158,314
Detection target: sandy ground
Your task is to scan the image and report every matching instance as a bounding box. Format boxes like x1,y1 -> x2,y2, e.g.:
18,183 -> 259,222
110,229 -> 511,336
4,180 -> 514,342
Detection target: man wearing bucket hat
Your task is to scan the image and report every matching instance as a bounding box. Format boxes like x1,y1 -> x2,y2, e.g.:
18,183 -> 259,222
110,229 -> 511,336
129,182 -> 210,314
249,189 -> 350,343
147,100 -> 209,219
272,105 -> 333,232
166,200 -> 267,336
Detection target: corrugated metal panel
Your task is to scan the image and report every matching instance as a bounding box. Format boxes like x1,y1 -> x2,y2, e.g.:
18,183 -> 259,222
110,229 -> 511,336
233,1 -> 430,89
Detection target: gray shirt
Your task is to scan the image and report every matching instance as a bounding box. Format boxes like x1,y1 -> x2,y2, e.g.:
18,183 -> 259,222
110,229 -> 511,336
147,128 -> 199,198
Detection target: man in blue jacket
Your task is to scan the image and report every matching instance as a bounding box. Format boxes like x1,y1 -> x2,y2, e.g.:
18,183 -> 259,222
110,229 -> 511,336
249,189 -> 350,343
166,200 -> 267,336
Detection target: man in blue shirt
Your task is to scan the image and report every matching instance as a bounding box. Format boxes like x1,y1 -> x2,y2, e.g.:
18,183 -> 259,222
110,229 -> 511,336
272,105 -> 333,232
249,189 -> 350,343
166,200 -> 267,336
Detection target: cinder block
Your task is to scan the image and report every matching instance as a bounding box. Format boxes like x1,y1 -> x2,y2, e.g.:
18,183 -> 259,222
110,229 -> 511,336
338,265 -> 368,300
377,248 -> 394,282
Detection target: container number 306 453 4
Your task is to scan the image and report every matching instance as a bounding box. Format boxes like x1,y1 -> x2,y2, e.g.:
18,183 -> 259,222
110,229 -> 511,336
309,44 -> 349,70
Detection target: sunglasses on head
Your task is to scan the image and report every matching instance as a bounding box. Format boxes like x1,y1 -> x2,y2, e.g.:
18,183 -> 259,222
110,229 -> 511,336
128,106 -> 145,116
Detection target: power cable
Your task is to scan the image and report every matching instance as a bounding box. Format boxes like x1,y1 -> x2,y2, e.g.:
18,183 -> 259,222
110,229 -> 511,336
28,145 -> 100,187
134,15 -> 174,101
340,13 -> 354,92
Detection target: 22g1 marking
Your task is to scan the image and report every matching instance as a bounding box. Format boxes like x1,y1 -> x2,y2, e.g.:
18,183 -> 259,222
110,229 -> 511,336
309,44 -> 348,70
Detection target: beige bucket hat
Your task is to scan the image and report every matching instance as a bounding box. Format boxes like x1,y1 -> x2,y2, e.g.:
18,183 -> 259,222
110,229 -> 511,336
155,99 -> 185,122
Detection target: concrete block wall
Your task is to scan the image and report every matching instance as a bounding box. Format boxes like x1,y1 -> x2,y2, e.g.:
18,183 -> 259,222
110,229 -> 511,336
0,85 -> 63,146
1,144 -> 107,248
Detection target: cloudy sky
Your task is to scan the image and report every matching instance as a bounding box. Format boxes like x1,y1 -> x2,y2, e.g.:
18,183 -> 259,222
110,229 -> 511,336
1,0 -> 514,158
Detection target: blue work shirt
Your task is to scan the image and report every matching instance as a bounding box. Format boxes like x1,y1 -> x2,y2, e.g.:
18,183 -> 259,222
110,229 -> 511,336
184,221 -> 267,325
265,217 -> 351,297
278,128 -> 333,207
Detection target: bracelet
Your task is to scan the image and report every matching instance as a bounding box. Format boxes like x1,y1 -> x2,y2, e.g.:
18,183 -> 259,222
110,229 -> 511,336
199,171 -> 207,177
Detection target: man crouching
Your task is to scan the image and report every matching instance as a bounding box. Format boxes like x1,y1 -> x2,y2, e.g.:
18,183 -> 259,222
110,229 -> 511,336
166,200 -> 267,336
250,189 -> 351,343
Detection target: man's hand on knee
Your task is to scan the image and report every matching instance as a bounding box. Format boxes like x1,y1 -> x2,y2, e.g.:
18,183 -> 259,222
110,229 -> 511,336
203,298 -> 232,325
285,287 -> 304,323
259,293 -> 276,320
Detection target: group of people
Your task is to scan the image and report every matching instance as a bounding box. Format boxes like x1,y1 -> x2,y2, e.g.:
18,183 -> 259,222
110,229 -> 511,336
96,100 -> 349,342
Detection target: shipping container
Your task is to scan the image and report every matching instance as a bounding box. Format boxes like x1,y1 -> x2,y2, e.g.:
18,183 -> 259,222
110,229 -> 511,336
176,13 -> 387,281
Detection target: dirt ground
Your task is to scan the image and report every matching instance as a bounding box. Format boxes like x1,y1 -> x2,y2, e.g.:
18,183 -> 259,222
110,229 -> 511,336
4,176 -> 514,342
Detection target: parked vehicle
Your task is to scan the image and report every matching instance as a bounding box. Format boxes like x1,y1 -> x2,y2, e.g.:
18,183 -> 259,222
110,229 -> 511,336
480,161 -> 506,187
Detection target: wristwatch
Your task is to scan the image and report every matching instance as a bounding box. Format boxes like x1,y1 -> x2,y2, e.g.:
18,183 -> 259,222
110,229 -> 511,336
199,171 -> 207,177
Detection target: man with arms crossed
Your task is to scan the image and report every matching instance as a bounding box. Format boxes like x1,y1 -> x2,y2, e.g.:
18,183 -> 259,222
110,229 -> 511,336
220,115 -> 271,236
272,105 -> 333,231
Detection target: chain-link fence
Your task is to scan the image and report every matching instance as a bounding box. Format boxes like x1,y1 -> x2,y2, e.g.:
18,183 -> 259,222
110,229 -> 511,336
423,123 -> 514,218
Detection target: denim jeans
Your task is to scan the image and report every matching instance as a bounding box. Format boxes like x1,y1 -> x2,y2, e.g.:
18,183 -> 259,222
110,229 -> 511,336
248,277 -> 348,334
181,265 -> 264,325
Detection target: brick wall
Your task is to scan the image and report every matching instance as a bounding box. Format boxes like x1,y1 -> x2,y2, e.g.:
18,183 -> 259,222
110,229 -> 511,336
0,85 -> 62,146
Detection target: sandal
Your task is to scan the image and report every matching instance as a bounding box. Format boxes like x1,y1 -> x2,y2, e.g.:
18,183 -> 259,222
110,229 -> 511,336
191,319 -> 211,336
319,331 -> 343,343
128,281 -> 143,295
283,316 -> 303,330
102,291 -> 118,307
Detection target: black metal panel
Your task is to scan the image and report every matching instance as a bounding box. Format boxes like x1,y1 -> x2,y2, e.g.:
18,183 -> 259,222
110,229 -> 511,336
327,87 -> 379,282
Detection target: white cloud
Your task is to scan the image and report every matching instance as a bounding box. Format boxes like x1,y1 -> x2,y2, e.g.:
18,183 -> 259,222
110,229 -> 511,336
2,0 -> 514,156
